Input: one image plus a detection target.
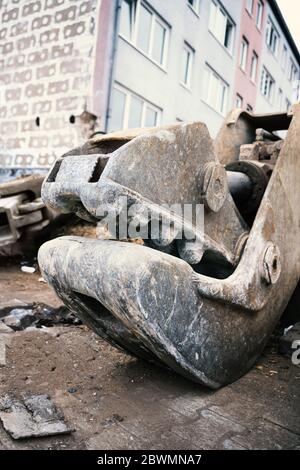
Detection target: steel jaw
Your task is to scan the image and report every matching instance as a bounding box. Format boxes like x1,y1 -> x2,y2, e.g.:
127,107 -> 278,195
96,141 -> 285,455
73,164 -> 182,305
39,104 -> 300,388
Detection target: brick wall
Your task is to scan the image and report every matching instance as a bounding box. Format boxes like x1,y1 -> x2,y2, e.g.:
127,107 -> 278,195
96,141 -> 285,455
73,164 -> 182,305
0,0 -> 101,168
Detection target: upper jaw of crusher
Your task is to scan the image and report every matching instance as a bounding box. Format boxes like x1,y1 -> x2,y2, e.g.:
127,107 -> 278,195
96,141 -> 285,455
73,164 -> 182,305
38,103 -> 300,389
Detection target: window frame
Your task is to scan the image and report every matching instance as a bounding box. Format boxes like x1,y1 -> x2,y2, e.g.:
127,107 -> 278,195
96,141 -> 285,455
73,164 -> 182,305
119,0 -> 137,42
187,0 -> 201,16
266,17 -> 280,57
202,65 -> 229,116
109,83 -> 161,132
246,0 -> 254,16
289,58 -> 298,83
250,51 -> 258,83
260,67 -> 275,103
256,0 -> 264,30
180,42 -> 194,88
208,0 -> 235,54
236,94 -> 243,109
119,0 -> 170,69
239,37 -> 249,72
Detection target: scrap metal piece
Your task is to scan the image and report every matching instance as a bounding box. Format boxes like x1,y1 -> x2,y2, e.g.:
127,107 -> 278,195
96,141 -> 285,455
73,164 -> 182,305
0,174 -> 44,199
0,394 -> 73,439
39,104 -> 300,388
0,193 -> 44,246
0,172 -> 53,248
0,195 -> 23,246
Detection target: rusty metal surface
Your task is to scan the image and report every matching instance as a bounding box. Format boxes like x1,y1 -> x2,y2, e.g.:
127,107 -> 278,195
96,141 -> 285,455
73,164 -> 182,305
42,123 -> 248,267
214,108 -> 292,165
0,174 -> 44,199
39,104 -> 300,389
0,173 -> 52,248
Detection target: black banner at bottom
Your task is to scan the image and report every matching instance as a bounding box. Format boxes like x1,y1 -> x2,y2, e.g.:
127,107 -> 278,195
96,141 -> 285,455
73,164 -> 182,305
0,450 -> 296,467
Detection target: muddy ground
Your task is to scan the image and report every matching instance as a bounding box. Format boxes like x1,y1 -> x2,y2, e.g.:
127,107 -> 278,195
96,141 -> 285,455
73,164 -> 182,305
0,261 -> 300,450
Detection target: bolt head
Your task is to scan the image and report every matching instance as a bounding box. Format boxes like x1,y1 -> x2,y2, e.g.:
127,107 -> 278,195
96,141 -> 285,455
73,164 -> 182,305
262,243 -> 281,285
201,163 -> 228,212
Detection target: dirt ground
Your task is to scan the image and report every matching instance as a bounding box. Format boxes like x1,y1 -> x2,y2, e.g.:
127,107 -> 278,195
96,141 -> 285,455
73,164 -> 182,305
0,262 -> 300,450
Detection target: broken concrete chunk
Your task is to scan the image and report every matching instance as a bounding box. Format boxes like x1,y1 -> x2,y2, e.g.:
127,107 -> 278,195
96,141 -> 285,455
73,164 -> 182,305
3,308 -> 35,331
23,394 -> 64,422
0,394 -> 73,439
279,322 -> 300,357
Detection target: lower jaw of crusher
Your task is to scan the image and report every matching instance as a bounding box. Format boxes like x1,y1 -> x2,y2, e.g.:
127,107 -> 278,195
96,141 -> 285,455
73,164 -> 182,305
38,237 -> 231,389
38,226 -> 280,390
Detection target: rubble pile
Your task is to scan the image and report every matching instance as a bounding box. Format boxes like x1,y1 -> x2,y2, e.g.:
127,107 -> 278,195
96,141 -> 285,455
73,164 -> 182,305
0,303 -> 81,332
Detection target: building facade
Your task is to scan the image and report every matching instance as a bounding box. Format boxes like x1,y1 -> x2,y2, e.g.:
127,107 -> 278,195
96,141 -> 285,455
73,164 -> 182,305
0,0 -> 114,169
233,0 -> 266,112
255,0 -> 300,113
0,0 -> 299,170
109,0 -> 243,137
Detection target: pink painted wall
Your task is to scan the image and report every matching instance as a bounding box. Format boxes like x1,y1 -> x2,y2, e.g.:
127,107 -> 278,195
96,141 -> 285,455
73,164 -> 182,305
91,0 -> 116,124
234,0 -> 266,111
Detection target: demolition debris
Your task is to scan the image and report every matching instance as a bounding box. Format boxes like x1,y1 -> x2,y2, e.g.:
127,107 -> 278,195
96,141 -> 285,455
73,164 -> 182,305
0,394 -> 72,440
0,303 -> 81,332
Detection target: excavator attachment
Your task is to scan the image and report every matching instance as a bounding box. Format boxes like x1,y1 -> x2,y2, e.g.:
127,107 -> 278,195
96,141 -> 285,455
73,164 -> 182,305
38,104 -> 300,388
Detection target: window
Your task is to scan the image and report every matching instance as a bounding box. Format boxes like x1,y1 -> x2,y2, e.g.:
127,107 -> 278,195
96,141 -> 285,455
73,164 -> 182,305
109,84 -> 161,131
289,59 -> 298,83
119,0 -> 169,67
137,4 -> 152,53
181,42 -> 194,87
282,45 -> 287,70
236,94 -> 243,108
203,66 -> 229,115
128,95 -> 143,128
286,98 -> 291,111
246,104 -> 253,112
250,52 -> 258,82
239,37 -> 249,71
266,18 -> 279,56
246,0 -> 253,15
119,0 -> 136,41
188,0 -> 200,15
260,67 -> 275,103
209,0 -> 235,53
256,1 -> 264,29
109,87 -> 127,131
145,106 -> 158,127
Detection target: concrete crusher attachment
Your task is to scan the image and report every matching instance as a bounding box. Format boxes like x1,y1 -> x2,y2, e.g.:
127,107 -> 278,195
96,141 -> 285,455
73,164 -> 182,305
38,104 -> 300,389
